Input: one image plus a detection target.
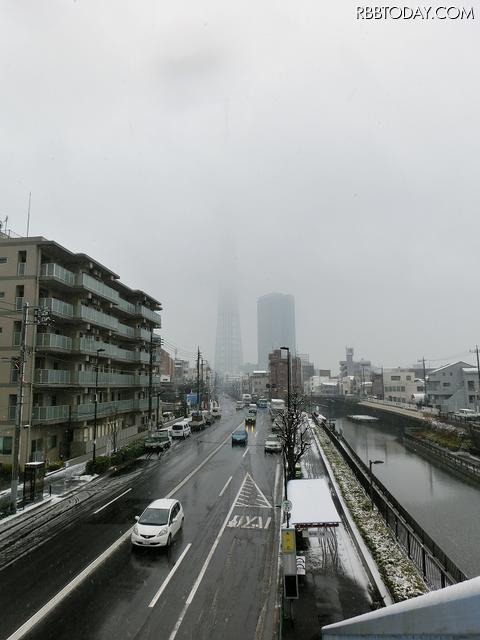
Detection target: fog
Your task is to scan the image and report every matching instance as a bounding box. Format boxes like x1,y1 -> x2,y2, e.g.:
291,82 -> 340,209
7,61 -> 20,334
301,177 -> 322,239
1,0 -> 479,371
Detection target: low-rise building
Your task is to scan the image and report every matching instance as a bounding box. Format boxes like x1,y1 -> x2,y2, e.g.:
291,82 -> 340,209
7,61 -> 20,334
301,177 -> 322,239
383,368 -> 424,405
250,370 -> 268,398
427,361 -> 478,412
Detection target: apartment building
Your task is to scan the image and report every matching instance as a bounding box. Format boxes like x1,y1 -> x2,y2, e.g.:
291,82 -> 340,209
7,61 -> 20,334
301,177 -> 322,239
268,349 -> 302,400
383,368 -> 424,405
0,235 -> 162,468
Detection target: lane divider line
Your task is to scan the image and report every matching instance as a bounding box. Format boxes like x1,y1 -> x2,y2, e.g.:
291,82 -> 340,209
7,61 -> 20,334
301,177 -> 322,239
167,474 -> 249,640
242,447 -> 249,458
6,528 -> 133,640
93,488 -> 132,515
218,476 -> 232,497
148,543 -> 192,608
6,422 -> 243,640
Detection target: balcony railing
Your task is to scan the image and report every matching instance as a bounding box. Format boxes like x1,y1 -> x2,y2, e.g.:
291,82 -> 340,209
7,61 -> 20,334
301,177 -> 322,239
76,371 -> 136,386
13,332 -> 21,347
136,327 -> 152,341
74,399 -> 135,420
117,322 -> 135,338
134,398 -> 151,411
136,305 -> 162,326
8,406 -> 17,421
76,338 -> 136,362
40,263 -> 75,286
76,305 -> 119,331
17,263 -> 26,276
15,297 -> 25,311
40,297 -> 74,318
136,351 -> 150,364
32,405 -> 70,422
80,273 -> 120,304
34,369 -> 71,385
116,298 -> 136,315
36,333 -> 73,350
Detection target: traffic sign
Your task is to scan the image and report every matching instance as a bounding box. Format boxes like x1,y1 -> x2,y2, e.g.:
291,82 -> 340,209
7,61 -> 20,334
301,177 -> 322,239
281,528 -> 296,554
282,499 -> 292,513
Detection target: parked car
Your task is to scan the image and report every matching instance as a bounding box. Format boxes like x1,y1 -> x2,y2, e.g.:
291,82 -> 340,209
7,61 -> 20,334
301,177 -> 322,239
264,434 -> 282,453
162,412 -> 175,422
232,428 -> 248,446
190,411 -> 206,432
257,398 -> 268,408
202,410 -> 214,425
235,401 -> 244,410
212,406 -> 222,419
171,420 -> 192,439
131,498 -> 184,548
144,429 -> 171,452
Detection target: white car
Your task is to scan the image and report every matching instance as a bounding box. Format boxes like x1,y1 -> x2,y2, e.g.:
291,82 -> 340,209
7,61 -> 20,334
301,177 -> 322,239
265,434 -> 283,453
131,498 -> 184,548
212,406 -> 221,419
171,420 -> 192,439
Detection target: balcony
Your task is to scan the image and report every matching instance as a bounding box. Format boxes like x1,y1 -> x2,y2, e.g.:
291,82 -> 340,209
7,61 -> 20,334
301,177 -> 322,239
136,351 -> 150,364
136,327 -> 152,341
134,398 -> 151,411
36,333 -> 73,351
117,322 -> 135,338
32,405 -> 70,422
34,369 -> 71,385
40,297 -> 74,319
76,371 -> 136,386
79,273 -> 120,304
75,338 -> 136,362
73,399 -> 135,420
136,305 -> 161,326
40,263 -> 75,287
116,298 -> 136,315
76,305 -> 119,331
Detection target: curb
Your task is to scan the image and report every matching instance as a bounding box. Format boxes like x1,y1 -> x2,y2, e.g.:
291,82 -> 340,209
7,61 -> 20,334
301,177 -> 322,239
309,421 -> 394,607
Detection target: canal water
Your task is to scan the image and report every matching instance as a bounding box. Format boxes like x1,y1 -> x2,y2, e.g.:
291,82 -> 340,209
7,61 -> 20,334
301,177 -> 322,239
333,415 -> 480,577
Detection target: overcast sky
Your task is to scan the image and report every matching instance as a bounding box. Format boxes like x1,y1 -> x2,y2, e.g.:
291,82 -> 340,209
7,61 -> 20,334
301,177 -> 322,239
1,1 -> 479,372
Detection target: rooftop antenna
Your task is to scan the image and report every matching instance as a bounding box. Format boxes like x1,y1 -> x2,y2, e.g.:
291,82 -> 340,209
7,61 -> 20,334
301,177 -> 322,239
26,192 -> 31,237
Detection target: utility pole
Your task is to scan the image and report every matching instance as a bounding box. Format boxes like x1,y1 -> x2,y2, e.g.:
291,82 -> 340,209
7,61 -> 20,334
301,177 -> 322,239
201,358 -> 204,410
10,302 -> 29,513
469,346 -> 480,411
196,347 -> 201,411
148,327 -> 154,430
419,357 -> 428,407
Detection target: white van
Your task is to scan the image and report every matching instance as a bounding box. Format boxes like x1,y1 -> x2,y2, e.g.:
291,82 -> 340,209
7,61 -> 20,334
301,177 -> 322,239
171,420 -> 192,439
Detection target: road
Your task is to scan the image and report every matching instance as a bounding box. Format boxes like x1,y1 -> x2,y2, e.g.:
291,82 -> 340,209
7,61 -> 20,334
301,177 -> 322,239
0,400 -> 282,640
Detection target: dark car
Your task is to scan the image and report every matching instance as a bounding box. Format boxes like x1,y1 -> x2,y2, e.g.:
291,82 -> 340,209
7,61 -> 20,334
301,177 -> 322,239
231,428 -> 248,446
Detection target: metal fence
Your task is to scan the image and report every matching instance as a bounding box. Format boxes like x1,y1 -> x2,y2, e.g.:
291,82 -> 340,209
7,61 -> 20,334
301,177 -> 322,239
404,432 -> 480,482
317,420 -> 468,589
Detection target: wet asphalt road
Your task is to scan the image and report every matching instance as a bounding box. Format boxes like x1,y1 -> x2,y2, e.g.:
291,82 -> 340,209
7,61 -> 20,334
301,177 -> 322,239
0,400 -> 282,640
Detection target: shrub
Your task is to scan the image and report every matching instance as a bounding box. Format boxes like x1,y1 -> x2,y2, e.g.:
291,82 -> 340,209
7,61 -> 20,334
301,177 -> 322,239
85,456 -> 111,475
46,461 -> 64,472
0,463 -> 12,477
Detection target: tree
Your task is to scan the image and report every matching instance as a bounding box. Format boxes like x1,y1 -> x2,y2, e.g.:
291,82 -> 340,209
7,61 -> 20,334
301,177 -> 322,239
275,391 -> 311,480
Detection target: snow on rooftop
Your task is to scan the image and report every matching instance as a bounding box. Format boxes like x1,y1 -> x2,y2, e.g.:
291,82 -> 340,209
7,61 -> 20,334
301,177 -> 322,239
287,478 -> 341,526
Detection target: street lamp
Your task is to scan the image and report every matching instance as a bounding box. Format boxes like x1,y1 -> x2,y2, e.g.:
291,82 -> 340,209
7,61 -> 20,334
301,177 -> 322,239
369,459 -> 384,509
92,348 -> 105,467
280,347 -> 291,527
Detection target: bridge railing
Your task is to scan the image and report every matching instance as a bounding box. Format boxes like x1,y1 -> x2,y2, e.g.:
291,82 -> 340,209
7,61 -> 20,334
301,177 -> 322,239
315,418 -> 468,589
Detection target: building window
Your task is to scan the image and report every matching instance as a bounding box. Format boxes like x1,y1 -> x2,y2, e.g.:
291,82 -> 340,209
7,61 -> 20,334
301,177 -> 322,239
0,257 -> 7,264
406,375 -> 411,381
391,376 -> 400,381
0,436 -> 12,454
0,292 -> 4,298
442,383 -> 451,387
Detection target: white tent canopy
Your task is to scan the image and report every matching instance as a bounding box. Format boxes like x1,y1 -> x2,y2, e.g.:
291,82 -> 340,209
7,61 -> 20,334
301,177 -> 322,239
287,479 -> 341,527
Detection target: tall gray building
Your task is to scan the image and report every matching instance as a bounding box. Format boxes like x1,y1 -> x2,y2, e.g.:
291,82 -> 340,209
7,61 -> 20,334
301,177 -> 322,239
257,293 -> 296,369
214,288 -> 243,376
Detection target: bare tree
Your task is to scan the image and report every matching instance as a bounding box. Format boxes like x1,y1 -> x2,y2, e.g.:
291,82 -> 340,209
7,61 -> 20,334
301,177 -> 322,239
275,391 -> 310,480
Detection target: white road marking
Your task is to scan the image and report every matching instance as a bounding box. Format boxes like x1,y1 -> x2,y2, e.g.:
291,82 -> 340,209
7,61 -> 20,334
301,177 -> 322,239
5,529 -> 133,640
219,475 -> 232,497
148,544 -> 192,608
6,423 -> 244,640
273,462 -> 280,506
227,515 -> 272,530
92,488 -> 132,514
242,447 -> 249,458
168,474 -> 249,640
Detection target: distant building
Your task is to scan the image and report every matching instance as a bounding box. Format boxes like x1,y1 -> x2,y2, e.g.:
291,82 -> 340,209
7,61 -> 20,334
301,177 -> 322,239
427,361 -> 478,412
298,353 -> 315,384
268,349 -> 302,400
250,370 -> 269,398
257,293 -> 296,369
214,288 -> 243,376
305,375 -> 339,396
339,347 -> 372,380
383,368 -> 424,405
173,359 -> 190,383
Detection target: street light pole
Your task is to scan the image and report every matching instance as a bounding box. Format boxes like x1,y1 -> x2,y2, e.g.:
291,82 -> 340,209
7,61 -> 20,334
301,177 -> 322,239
281,347 -> 291,528
92,348 -> 105,467
369,459 -> 384,509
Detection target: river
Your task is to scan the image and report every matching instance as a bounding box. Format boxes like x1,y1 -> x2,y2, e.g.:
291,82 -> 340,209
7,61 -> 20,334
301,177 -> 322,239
332,415 -> 480,577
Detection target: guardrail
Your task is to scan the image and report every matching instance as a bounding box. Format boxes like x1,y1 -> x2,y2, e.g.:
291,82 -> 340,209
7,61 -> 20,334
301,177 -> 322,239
314,417 -> 467,589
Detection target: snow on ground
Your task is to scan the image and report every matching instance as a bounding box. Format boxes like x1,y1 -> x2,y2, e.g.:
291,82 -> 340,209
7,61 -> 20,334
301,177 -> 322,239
313,424 -> 428,602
